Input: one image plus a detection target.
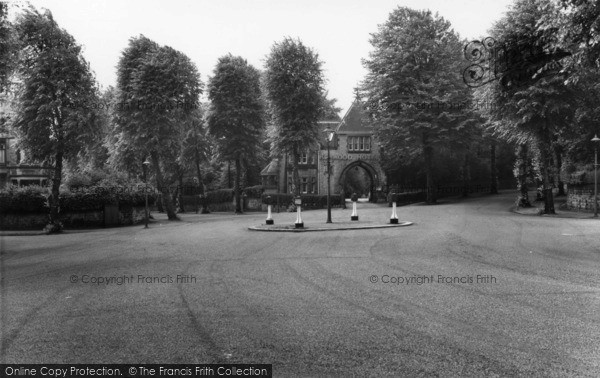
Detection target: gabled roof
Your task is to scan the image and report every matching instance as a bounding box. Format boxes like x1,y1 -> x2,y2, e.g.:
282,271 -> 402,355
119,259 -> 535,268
336,100 -> 371,134
260,158 -> 280,176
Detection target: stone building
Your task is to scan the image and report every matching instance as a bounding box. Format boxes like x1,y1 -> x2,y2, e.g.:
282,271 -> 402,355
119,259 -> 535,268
261,99 -> 386,201
0,134 -> 52,187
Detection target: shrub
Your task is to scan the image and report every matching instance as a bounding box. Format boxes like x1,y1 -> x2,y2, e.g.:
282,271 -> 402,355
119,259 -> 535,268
388,191 -> 426,206
243,185 -> 264,198
0,185 -> 49,213
205,189 -> 234,204
0,183 -> 155,214
65,172 -> 91,189
60,184 -> 156,212
261,193 -> 293,206
260,193 -> 342,209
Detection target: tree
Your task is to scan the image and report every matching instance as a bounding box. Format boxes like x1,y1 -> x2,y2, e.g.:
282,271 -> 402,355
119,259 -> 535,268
114,35 -> 202,220
0,2 -> 14,93
181,109 -> 211,213
207,54 -> 264,213
264,37 -> 325,196
13,9 -> 100,232
362,7 -> 475,203
320,93 -> 342,121
482,0 -> 575,214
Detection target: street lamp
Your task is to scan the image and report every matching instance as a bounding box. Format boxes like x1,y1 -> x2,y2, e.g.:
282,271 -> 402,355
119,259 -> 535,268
323,127 -> 336,223
142,159 -> 150,228
592,135 -> 600,217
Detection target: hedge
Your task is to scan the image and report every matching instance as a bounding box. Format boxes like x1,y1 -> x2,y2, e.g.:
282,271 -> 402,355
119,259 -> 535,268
260,193 -> 343,209
0,185 -> 48,213
0,184 -> 156,214
387,191 -> 426,205
205,189 -> 234,204
243,185 -> 264,198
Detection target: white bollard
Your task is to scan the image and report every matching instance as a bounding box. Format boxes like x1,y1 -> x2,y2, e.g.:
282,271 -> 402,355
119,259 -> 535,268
351,201 -> 359,221
390,201 -> 398,224
266,204 -> 274,225
295,205 -> 303,228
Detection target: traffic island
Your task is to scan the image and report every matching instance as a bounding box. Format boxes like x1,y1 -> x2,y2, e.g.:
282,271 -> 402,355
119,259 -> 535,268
248,221 -> 413,232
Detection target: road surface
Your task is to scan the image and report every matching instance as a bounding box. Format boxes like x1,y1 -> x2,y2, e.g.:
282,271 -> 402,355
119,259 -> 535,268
1,191 -> 599,376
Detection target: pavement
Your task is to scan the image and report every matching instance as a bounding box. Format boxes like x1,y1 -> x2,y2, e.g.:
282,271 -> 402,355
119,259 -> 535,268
511,190 -> 599,219
1,190 -> 599,376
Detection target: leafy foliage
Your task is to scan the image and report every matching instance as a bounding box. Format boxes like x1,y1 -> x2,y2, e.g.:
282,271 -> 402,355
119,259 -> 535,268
362,7 -> 477,203
264,38 -> 325,195
113,35 -> 202,219
207,54 -> 264,212
13,8 -> 101,230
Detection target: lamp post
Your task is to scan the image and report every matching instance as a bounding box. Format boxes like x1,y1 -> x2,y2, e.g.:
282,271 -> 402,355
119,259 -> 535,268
592,135 -> 600,217
323,127 -> 335,223
142,159 -> 150,228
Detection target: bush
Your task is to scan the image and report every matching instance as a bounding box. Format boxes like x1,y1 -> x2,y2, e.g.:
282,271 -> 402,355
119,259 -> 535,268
260,193 -> 342,209
0,183 -> 155,214
60,184 -> 156,212
388,191 -> 426,206
65,172 -> 91,189
0,185 -> 49,213
205,189 -> 234,204
261,193 -> 293,206
243,185 -> 264,198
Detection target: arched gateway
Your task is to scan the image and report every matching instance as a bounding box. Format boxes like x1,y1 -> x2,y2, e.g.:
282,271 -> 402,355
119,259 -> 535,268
261,99 -> 386,202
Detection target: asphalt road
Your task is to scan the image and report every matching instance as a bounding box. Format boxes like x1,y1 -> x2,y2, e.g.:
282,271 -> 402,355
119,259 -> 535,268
1,191 -> 599,376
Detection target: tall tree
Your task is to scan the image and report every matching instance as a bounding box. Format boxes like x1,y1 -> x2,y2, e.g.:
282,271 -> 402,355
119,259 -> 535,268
207,54 -> 264,213
483,0 -> 575,214
264,37 -> 324,196
362,7 -> 474,203
0,1 -> 14,93
13,9 -> 100,232
114,35 -> 202,220
181,109 -> 211,212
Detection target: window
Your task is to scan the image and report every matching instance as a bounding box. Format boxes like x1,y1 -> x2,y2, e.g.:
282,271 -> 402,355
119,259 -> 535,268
0,142 -> 5,164
299,151 -> 308,164
310,177 -> 317,194
348,136 -> 371,152
301,177 -> 308,193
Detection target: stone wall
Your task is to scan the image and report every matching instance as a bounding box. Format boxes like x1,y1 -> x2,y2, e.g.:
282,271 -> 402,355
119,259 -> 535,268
566,186 -> 598,212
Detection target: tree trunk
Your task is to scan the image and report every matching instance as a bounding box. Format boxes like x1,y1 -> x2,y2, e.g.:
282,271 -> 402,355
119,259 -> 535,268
227,161 -> 232,189
517,143 -> 531,207
151,151 -> 178,220
178,173 -> 185,213
541,143 -> 555,214
490,141 -> 498,194
423,134 -> 436,204
46,149 -> 64,233
195,151 -> 209,214
234,157 -> 242,214
462,151 -> 470,197
290,148 -> 301,197
156,175 -> 164,213
554,145 -> 565,196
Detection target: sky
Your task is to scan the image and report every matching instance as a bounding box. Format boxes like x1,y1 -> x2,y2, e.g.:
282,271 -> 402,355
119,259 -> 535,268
16,0 -> 514,115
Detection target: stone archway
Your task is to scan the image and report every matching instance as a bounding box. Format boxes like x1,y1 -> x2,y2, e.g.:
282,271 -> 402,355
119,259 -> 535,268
338,160 -> 380,203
